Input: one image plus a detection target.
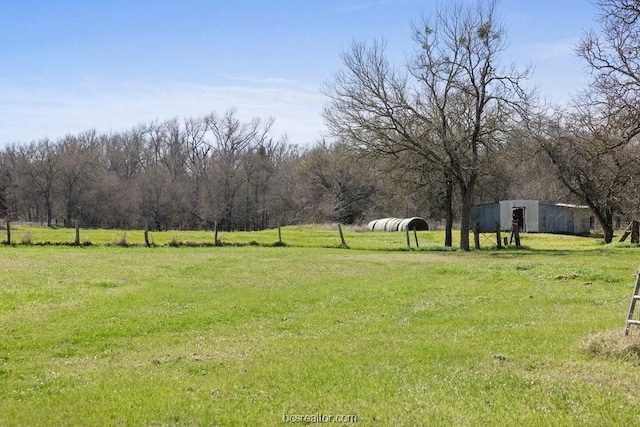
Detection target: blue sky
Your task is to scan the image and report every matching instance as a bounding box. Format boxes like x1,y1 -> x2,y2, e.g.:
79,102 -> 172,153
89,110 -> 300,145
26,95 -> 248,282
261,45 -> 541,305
0,0 -> 598,147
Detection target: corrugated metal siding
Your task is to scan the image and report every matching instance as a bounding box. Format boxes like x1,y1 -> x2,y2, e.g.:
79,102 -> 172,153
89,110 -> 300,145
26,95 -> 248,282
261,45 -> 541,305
573,208 -> 591,235
472,200 -> 592,235
470,203 -> 500,232
539,202 -> 590,235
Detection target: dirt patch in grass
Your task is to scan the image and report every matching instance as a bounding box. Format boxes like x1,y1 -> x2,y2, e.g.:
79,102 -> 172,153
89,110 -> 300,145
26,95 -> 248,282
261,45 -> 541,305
581,330 -> 640,362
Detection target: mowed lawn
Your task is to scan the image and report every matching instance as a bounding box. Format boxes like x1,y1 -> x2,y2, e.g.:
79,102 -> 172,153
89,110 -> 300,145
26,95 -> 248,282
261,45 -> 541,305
1,227 -> 640,425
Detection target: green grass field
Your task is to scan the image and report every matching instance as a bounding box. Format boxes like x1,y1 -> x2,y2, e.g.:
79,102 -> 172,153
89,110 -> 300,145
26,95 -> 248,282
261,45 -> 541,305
1,226 -> 640,425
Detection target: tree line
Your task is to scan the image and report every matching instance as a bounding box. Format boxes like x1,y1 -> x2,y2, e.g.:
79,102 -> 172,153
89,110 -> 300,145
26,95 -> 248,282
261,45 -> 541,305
1,0 -> 639,250
0,104 -> 595,235
0,109 -> 457,232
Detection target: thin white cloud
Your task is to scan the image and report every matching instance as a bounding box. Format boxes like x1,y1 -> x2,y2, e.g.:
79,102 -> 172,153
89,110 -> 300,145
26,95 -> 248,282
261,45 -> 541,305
0,79 -> 328,146
217,74 -> 317,91
336,0 -> 414,13
529,40 -> 578,61
509,37 -> 580,63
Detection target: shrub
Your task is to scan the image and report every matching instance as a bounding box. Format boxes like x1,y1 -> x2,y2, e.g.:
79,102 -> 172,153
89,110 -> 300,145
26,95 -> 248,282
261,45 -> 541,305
169,235 -> 182,247
114,234 -> 129,247
20,232 -> 33,245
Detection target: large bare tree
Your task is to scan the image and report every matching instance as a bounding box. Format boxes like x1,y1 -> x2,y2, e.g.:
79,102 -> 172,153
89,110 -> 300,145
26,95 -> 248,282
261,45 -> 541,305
56,130 -> 101,226
578,0 -> 640,109
538,0 -> 640,243
534,108 -> 639,243
296,141 -> 377,224
205,109 -> 277,230
11,140 -> 60,226
322,0 -> 532,250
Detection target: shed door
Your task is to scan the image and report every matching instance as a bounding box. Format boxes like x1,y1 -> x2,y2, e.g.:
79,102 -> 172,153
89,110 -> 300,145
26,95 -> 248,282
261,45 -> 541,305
512,207 -> 525,231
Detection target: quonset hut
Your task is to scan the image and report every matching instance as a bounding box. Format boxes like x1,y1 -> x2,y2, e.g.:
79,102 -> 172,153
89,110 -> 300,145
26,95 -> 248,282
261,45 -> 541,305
470,200 -> 591,235
367,217 -> 429,232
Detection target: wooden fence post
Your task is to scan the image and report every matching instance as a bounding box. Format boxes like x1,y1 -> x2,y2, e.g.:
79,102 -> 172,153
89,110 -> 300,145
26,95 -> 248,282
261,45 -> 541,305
511,221 -> 521,248
406,227 -> 411,248
144,219 -> 150,247
5,218 -> 10,245
278,222 -> 282,245
214,221 -> 221,246
338,224 -> 348,248
496,222 -> 502,249
74,220 -> 80,245
632,220 -> 639,244
619,221 -> 633,242
474,222 -> 480,250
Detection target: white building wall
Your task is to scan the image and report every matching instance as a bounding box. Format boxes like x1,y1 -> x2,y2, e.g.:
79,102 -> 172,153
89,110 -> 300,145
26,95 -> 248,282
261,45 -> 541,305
499,200 -> 540,232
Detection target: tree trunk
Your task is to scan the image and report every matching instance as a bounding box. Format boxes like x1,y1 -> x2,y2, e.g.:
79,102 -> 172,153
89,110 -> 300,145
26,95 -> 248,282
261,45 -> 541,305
601,223 -> 614,244
459,184 -> 474,251
444,178 -> 453,247
45,195 -> 53,227
591,206 -> 614,243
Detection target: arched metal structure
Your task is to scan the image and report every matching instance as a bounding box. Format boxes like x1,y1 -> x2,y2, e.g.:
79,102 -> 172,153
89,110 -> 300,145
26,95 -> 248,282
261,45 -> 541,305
367,217 -> 429,232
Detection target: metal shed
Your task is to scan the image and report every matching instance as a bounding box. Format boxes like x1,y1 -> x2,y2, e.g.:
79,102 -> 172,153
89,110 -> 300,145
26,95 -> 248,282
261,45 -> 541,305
470,200 -> 591,235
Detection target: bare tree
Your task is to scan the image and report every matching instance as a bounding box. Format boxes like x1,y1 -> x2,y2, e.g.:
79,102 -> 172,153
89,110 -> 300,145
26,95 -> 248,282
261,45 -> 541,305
296,141 -> 377,224
205,109 -> 274,230
0,150 -> 15,218
536,105 -> 640,243
575,0 -> 640,141
99,130 -> 145,228
267,143 -> 303,226
12,140 -> 60,226
0,110 -> 307,231
242,137 -> 284,230
56,130 -> 101,226
135,120 -> 190,230
103,130 -> 144,181
577,0 -> 640,111
323,0 -> 532,250
183,117 -> 210,227
537,0 -> 640,242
